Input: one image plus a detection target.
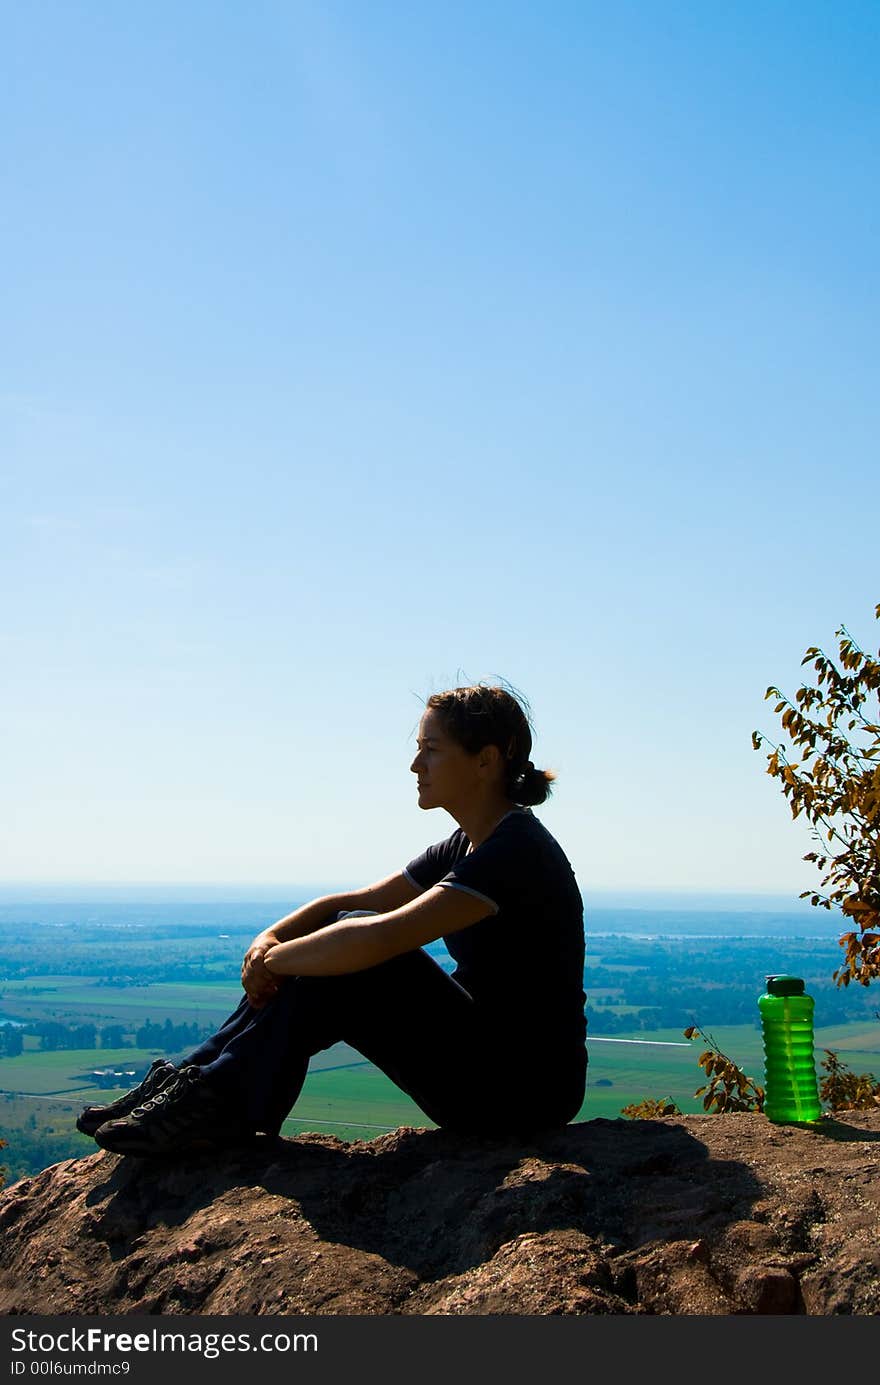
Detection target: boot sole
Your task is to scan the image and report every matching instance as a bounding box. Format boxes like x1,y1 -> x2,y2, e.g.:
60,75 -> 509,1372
94,1128 -> 260,1156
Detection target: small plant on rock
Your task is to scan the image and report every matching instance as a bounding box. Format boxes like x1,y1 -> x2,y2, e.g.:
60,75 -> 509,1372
819,1049 -> 880,1111
620,1096 -> 682,1119
683,1024 -> 765,1113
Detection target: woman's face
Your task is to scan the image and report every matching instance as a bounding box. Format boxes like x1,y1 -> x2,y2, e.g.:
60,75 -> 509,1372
410,708 -> 485,813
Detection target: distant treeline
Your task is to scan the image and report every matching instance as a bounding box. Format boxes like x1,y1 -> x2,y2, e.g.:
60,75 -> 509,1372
0,921 -> 249,983
586,939 -> 880,1031
0,961 -> 236,983
0,1017 -> 214,1054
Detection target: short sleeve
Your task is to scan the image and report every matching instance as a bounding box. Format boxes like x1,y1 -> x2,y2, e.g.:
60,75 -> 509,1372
438,817 -> 537,916
403,829 -> 467,893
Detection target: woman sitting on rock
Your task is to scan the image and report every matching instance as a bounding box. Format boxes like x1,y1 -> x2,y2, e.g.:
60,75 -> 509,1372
77,683 -> 587,1156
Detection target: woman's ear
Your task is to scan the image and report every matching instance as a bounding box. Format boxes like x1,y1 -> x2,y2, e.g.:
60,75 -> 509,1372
477,744 -> 503,776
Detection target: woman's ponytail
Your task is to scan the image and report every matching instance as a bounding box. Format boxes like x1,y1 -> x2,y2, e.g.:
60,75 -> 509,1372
506,758 -> 556,806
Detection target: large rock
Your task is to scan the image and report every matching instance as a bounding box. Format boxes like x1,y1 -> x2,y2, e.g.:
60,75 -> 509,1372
1,1112 -> 878,1315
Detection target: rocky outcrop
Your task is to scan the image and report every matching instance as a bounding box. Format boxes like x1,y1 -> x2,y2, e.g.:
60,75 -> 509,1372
1,1112 -> 878,1315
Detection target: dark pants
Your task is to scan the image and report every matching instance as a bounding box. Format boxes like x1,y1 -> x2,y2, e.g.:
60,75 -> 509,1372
184,929 -> 585,1138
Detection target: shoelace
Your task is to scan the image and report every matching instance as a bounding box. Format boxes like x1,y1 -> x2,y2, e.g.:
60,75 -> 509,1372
132,1064 -> 172,1104
132,1068 -> 199,1118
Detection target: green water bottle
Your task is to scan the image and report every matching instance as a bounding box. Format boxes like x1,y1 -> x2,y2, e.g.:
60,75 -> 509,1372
759,975 -> 822,1123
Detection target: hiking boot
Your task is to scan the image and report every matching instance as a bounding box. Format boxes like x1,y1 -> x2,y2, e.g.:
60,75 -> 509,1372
93,1065 -> 252,1156
76,1059 -> 178,1137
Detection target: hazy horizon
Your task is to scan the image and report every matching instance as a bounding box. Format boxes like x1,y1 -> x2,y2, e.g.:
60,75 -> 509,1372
0,880 -> 817,912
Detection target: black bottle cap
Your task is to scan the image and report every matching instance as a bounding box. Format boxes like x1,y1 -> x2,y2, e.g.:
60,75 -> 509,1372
765,975 -> 805,997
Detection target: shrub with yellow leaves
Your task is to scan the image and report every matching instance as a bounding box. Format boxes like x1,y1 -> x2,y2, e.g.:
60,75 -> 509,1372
753,602 -> 880,988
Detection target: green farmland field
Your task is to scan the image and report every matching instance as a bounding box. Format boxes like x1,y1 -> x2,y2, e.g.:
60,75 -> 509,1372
0,1047 -> 165,1096
0,976 -> 241,1026
2,1021 -> 877,1129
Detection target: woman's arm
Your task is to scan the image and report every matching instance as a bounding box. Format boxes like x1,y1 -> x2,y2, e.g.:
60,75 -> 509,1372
254,871 -> 420,948
262,883 -> 492,978
241,872 -> 420,1004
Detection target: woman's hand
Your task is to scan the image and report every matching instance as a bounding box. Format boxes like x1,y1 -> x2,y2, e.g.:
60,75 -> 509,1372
241,938 -> 282,1009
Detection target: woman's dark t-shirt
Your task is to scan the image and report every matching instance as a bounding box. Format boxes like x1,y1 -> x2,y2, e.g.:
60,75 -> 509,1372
403,809 -> 586,1065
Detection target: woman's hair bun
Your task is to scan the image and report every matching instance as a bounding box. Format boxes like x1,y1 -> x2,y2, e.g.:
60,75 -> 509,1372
511,760 -> 556,807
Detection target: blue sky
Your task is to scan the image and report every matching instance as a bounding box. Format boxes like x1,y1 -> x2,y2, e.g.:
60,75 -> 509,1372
2,1 -> 878,896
